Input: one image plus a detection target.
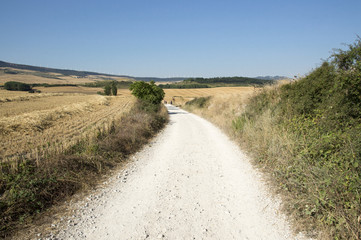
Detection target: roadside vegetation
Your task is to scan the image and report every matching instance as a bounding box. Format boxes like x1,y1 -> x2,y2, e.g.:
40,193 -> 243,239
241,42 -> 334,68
0,82 -> 168,238
184,39 -> 361,239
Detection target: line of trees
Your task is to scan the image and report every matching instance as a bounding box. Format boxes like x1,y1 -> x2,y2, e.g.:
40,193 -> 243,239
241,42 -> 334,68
158,83 -> 210,89
185,76 -> 273,85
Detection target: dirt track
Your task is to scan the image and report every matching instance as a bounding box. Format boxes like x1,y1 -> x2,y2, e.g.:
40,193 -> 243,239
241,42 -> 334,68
45,105 -> 307,240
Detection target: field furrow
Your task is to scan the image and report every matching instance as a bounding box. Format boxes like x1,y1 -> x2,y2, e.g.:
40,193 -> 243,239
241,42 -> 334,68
0,92 -> 135,163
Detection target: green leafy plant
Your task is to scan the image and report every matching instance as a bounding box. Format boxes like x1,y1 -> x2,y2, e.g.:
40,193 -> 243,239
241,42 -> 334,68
104,84 -> 111,96
129,81 -> 165,105
111,81 -> 117,96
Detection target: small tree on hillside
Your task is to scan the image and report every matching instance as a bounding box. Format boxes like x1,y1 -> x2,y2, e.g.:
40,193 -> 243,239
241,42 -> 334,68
104,84 -> 111,96
111,81 -> 117,96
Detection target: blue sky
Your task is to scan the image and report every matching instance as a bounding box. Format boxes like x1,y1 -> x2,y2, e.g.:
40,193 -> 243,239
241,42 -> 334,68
1,0 -> 360,78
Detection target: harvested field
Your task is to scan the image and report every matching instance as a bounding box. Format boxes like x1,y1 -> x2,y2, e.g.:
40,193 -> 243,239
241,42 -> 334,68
163,87 -> 255,105
0,90 -> 135,164
36,86 -> 103,94
0,94 -> 99,117
37,86 -> 133,95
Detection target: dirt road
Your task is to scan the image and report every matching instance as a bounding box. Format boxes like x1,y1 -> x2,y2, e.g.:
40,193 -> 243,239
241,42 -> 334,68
48,105 -> 307,240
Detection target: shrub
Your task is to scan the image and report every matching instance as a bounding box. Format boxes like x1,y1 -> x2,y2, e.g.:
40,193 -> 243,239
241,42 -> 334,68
104,84 -> 111,96
129,81 -> 165,105
111,81 -> 117,96
103,81 -> 118,96
4,81 -> 32,91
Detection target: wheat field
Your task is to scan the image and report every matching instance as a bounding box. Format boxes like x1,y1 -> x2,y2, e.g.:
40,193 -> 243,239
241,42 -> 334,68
0,86 -> 254,164
163,86 -> 255,105
0,90 -> 135,164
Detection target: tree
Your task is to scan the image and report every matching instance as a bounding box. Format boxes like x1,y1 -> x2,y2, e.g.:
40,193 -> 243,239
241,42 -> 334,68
104,84 -> 111,96
111,81 -> 117,96
129,81 -> 165,104
4,81 -> 32,91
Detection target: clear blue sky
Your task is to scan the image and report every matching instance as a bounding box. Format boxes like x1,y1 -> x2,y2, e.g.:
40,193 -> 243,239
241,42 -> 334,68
1,0 -> 360,78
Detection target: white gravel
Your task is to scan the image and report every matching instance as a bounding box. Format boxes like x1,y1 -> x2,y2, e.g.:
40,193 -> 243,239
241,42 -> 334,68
42,105 -> 308,240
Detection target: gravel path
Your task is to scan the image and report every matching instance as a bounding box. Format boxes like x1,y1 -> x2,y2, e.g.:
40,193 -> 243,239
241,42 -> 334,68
44,105 -> 308,240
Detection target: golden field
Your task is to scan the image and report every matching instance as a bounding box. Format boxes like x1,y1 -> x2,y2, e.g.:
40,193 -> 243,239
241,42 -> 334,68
0,86 -> 254,164
0,89 -> 135,164
163,86 -> 255,105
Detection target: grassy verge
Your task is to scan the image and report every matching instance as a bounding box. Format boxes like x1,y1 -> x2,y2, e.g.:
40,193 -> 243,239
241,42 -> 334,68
183,39 -> 361,239
0,100 -> 168,238
185,82 -> 360,239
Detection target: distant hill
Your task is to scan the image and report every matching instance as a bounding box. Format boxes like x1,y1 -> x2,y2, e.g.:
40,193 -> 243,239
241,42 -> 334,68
0,60 -> 186,82
0,60 -> 126,78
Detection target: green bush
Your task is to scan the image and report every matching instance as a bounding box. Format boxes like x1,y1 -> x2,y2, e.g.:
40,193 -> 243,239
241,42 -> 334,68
129,81 -> 165,105
4,81 -> 32,91
104,84 -> 111,96
111,81 -> 117,96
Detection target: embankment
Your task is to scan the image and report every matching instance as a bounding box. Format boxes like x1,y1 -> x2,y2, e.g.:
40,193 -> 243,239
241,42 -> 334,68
184,40 -> 361,239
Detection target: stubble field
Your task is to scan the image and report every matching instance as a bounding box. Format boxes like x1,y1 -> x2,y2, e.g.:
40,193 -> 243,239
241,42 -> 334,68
0,89 -> 135,165
163,86 -> 255,105
0,86 -> 254,165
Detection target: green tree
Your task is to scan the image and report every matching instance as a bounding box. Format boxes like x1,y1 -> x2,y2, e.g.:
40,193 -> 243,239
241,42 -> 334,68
129,81 -> 165,104
104,84 -> 111,96
111,81 -> 117,96
4,81 -> 32,91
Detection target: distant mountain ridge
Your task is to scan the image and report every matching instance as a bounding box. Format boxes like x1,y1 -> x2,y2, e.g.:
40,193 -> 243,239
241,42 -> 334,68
0,60 -> 187,82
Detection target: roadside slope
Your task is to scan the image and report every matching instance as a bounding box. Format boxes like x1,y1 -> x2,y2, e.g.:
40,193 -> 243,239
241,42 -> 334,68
45,105 -> 307,240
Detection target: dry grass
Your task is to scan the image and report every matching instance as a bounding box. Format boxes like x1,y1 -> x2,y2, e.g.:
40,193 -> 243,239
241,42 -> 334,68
164,86 -> 254,105
0,90 -> 135,165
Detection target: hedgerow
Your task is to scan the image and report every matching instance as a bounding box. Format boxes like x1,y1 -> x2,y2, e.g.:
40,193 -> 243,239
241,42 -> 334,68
235,38 -> 361,239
